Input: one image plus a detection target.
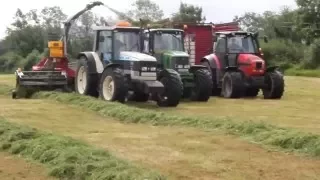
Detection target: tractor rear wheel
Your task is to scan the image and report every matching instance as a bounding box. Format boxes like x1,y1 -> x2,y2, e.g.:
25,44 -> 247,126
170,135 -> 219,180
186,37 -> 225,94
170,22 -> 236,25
262,70 -> 284,99
190,68 -> 213,101
201,61 -> 220,96
99,67 -> 128,103
245,88 -> 260,97
75,56 -> 98,97
156,71 -> 183,107
221,72 -> 244,98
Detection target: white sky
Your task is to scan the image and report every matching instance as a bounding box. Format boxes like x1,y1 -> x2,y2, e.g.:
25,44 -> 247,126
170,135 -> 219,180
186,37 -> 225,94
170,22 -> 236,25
0,0 -> 297,39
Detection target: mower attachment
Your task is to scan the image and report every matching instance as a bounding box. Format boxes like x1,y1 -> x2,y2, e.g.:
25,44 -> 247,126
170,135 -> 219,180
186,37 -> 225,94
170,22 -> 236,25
12,69 -> 68,99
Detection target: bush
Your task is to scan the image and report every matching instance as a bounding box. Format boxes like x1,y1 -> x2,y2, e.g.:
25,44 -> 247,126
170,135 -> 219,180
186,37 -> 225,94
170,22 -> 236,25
302,38 -> 320,69
20,49 -> 41,70
0,49 -> 44,73
261,39 -> 304,70
0,51 -> 24,72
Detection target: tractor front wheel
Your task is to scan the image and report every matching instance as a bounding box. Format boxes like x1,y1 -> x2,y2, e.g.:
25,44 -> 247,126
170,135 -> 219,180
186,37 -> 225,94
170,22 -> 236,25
262,70 -> 284,99
190,68 -> 213,101
222,72 -> 244,98
156,71 -> 183,107
75,56 -> 98,97
99,67 -> 128,103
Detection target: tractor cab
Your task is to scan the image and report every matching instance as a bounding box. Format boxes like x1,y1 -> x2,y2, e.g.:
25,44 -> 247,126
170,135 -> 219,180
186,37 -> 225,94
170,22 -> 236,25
93,21 -> 147,65
143,28 -> 190,72
213,31 -> 268,74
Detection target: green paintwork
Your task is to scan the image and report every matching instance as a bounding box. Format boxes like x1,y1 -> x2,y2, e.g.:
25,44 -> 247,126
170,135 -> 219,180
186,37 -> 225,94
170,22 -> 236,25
154,50 -> 194,88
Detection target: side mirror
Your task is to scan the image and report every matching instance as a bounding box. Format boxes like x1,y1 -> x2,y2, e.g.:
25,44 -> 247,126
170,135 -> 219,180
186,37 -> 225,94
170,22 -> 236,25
263,36 -> 268,43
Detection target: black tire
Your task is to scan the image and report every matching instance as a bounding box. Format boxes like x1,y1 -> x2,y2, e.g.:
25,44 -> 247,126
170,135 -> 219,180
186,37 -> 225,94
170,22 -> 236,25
182,88 -> 192,98
190,68 -> 213,101
74,56 -> 98,97
245,88 -> 260,97
128,92 -> 149,102
201,61 -> 220,96
262,70 -> 284,99
221,71 -> 245,98
99,67 -> 128,103
12,90 -> 17,99
156,70 -> 183,107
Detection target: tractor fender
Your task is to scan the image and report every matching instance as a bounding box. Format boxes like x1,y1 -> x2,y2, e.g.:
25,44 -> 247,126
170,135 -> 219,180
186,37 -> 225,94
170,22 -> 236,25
158,69 -> 181,80
77,52 -> 104,74
266,66 -> 279,72
100,63 -> 123,75
189,65 -> 206,73
200,54 -> 221,69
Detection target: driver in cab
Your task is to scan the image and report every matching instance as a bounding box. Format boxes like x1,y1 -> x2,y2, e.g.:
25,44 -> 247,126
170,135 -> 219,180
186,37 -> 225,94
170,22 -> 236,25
228,38 -> 242,52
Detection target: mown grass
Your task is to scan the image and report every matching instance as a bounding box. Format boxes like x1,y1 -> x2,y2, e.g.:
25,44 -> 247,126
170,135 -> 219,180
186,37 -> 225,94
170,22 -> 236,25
1,84 -> 320,158
0,117 -> 165,180
29,90 -> 320,157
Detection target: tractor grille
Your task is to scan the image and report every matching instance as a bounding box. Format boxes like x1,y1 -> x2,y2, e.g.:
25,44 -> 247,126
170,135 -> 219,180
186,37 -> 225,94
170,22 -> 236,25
256,62 -> 262,69
172,57 -> 190,71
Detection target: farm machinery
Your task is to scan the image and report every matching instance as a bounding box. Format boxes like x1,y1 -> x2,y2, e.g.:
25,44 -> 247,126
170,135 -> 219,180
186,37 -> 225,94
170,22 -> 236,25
179,23 -> 285,99
142,27 -> 213,101
12,1 -> 184,107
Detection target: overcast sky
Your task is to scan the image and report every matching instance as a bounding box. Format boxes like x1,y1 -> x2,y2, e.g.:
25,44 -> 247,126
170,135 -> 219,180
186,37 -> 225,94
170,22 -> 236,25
0,0 -> 297,39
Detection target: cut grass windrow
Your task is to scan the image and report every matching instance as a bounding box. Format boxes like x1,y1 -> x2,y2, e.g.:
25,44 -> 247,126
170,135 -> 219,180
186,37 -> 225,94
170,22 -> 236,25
1,84 -> 320,158
0,117 -> 165,180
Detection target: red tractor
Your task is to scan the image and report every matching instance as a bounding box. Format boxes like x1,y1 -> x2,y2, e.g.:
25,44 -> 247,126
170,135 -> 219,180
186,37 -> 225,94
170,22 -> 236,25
180,23 -> 284,99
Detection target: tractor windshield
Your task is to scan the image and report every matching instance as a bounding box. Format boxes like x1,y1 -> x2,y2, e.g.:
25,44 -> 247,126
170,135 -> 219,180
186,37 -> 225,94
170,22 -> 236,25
114,31 -> 140,52
227,35 -> 258,54
153,31 -> 184,52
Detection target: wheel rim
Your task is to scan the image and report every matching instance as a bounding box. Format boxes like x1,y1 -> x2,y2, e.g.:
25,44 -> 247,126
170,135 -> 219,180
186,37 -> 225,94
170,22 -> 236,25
77,66 -> 87,94
102,76 -> 114,100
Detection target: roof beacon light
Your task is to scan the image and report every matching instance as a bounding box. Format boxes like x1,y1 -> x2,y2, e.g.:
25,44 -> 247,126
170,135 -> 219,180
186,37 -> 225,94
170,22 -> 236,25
183,24 -> 188,29
116,21 -> 131,27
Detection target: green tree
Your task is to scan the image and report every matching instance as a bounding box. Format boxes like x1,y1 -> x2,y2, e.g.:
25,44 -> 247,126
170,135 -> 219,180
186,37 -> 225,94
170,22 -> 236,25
172,3 -> 205,23
126,0 -> 164,22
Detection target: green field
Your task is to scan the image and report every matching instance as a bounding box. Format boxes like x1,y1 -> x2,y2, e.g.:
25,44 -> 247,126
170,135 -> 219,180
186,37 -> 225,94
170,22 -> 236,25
127,76 -> 320,134
0,74 -> 320,179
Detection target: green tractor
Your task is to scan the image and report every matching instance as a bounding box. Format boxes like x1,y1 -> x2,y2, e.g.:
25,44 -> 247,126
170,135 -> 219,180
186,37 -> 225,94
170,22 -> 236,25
143,28 -> 213,101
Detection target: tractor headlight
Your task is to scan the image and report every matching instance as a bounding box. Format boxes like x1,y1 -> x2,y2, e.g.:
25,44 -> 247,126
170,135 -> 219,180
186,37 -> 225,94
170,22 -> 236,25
150,67 -> 156,71
141,67 -> 148,71
184,65 -> 190,69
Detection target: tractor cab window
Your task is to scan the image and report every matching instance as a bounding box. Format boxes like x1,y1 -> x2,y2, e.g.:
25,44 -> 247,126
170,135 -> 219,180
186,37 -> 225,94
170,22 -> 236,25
97,30 -> 112,62
114,30 -> 140,52
153,31 -> 183,52
215,37 -> 226,53
227,35 -> 257,53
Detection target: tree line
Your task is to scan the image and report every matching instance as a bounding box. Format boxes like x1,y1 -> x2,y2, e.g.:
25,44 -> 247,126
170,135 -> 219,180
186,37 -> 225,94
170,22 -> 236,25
0,0 -> 319,72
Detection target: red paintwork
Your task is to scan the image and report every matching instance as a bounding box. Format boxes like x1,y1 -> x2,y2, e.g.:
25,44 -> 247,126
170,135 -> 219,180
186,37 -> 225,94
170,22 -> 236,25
179,22 -> 240,65
208,53 -> 221,69
237,54 -> 265,77
182,24 -> 213,64
32,57 -> 75,78
180,22 -> 266,77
